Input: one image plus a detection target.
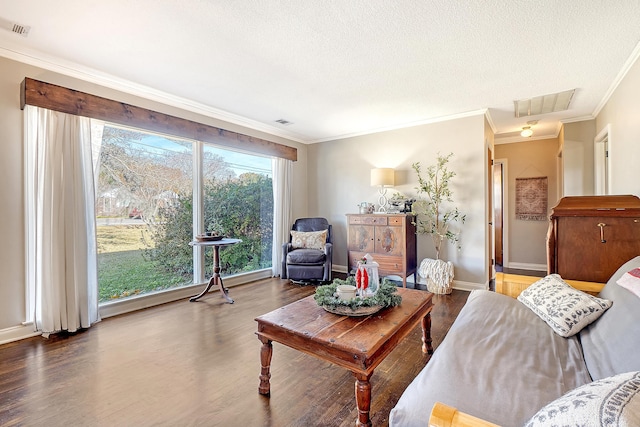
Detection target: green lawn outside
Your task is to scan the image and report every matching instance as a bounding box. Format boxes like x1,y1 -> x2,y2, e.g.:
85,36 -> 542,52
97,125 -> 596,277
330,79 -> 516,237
97,224 -> 188,302
98,250 -> 187,301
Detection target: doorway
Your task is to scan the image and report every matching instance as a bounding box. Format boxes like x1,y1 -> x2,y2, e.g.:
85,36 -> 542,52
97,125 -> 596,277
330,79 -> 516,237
493,159 -> 508,271
594,124 -> 610,195
487,147 -> 493,281
493,162 -> 504,268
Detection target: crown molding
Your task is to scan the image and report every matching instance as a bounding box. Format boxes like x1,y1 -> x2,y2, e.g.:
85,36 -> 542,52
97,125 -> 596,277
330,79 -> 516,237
3,44 -> 490,145
560,114 -> 596,124
483,109 -> 497,134
494,133 -> 559,145
593,39 -> 640,117
309,109 -> 488,144
0,46 -> 306,144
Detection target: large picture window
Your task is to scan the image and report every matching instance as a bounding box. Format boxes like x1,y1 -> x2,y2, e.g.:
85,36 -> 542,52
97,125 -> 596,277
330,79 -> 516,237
22,79 -> 293,332
95,124 -> 273,303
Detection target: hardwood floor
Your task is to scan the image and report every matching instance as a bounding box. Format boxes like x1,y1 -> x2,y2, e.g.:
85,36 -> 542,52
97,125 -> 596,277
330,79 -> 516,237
0,278 -> 469,427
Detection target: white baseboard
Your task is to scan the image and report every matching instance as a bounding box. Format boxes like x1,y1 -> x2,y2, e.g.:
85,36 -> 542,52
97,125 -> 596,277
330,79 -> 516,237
2,267 -> 487,345
419,275 -> 486,292
332,264 -> 349,274
0,324 -> 40,345
99,269 -> 272,319
507,262 -> 547,272
452,280 -> 488,292
334,265 -> 419,282
336,265 -> 486,292
0,269 -> 273,345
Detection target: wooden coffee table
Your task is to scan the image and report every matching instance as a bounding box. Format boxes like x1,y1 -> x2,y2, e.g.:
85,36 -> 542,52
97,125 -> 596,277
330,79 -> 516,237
255,287 -> 433,427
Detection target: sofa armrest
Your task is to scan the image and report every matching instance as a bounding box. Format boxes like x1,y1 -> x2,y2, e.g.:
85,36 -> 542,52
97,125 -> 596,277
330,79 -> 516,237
495,272 -> 605,298
429,402 -> 499,427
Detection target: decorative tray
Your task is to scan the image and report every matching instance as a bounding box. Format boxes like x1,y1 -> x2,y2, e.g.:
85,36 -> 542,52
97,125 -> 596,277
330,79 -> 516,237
321,304 -> 383,317
195,235 -> 224,242
314,277 -> 402,318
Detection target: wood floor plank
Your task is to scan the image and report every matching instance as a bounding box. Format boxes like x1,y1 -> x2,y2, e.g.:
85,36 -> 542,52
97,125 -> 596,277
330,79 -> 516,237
0,278 -> 468,427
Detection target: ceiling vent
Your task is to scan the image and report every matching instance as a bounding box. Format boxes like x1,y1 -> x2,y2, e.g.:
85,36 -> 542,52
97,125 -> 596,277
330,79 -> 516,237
0,17 -> 31,37
514,89 -> 575,118
275,119 -> 293,126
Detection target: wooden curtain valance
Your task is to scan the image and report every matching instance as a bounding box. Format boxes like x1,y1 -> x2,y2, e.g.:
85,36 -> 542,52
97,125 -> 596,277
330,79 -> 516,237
20,77 -> 297,161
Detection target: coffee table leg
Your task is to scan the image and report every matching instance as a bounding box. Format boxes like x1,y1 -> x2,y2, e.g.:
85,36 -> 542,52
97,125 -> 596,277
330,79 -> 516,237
421,312 -> 433,354
354,372 -> 372,427
258,336 -> 272,396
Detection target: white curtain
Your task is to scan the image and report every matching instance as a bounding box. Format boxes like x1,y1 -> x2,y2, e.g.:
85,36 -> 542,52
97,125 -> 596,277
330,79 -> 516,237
25,106 -> 101,336
271,157 -> 293,276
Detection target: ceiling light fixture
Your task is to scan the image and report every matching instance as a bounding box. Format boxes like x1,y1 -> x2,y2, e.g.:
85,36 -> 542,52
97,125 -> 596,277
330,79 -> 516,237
521,126 -> 533,137
520,120 -> 538,138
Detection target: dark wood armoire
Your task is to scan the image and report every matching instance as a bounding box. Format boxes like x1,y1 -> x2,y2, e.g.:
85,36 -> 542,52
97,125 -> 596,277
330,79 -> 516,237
547,195 -> 640,283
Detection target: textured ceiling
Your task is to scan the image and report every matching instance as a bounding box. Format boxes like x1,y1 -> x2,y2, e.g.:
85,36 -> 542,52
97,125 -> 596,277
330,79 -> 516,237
1,1 -> 640,144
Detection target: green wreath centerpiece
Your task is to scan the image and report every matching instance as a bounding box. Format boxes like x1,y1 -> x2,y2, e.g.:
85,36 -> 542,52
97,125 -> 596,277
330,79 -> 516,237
314,276 -> 402,316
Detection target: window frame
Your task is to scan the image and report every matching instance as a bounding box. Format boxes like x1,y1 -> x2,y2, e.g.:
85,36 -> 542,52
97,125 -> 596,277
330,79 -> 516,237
21,78 -> 285,318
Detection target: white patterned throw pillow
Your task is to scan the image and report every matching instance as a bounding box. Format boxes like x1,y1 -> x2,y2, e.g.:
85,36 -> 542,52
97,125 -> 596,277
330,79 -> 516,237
525,371 -> 640,427
517,274 -> 612,337
290,230 -> 327,250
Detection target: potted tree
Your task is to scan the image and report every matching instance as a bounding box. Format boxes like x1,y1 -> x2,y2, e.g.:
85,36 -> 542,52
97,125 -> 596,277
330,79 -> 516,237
412,153 -> 466,294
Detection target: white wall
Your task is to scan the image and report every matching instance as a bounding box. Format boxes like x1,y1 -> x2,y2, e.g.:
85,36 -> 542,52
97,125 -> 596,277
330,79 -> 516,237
0,56 -> 307,336
0,58 -> 25,333
5,47 -> 640,341
563,120 -> 596,196
596,55 -> 640,196
307,114 -> 488,286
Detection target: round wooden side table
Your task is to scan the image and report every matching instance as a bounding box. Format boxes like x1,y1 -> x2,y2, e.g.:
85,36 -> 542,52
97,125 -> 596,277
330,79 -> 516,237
189,238 -> 241,303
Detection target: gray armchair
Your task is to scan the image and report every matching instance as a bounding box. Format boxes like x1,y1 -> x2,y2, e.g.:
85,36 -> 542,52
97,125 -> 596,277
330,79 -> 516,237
282,217 -> 332,283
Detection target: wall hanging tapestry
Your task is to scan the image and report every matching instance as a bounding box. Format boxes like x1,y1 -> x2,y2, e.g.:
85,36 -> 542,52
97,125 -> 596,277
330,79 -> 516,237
516,177 -> 548,221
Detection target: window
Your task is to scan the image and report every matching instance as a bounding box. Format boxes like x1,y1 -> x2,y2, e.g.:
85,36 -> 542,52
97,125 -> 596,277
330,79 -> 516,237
22,79 -> 293,326
96,124 -> 273,303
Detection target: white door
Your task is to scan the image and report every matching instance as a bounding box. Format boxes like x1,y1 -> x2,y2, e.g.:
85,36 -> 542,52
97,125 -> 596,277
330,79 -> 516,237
594,137 -> 608,195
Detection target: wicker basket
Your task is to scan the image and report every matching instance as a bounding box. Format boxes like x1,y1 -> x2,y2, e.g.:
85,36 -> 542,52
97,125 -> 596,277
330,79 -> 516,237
322,304 -> 383,317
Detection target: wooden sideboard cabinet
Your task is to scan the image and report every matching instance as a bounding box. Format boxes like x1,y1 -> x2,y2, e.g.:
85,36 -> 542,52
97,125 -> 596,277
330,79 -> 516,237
547,195 -> 640,283
346,214 -> 417,287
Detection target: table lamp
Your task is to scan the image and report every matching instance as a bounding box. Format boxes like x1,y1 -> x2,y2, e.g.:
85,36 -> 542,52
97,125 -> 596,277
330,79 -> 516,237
371,168 -> 395,213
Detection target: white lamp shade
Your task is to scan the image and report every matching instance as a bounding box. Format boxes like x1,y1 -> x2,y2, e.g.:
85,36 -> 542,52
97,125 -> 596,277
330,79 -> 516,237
371,168 -> 395,187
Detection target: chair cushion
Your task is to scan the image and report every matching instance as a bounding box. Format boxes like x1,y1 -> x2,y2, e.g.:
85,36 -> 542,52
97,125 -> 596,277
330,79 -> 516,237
290,230 -> 327,250
286,248 -> 326,265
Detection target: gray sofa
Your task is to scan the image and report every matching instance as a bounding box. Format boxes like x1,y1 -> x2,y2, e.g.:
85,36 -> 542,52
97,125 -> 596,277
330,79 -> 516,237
390,256 -> 640,426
